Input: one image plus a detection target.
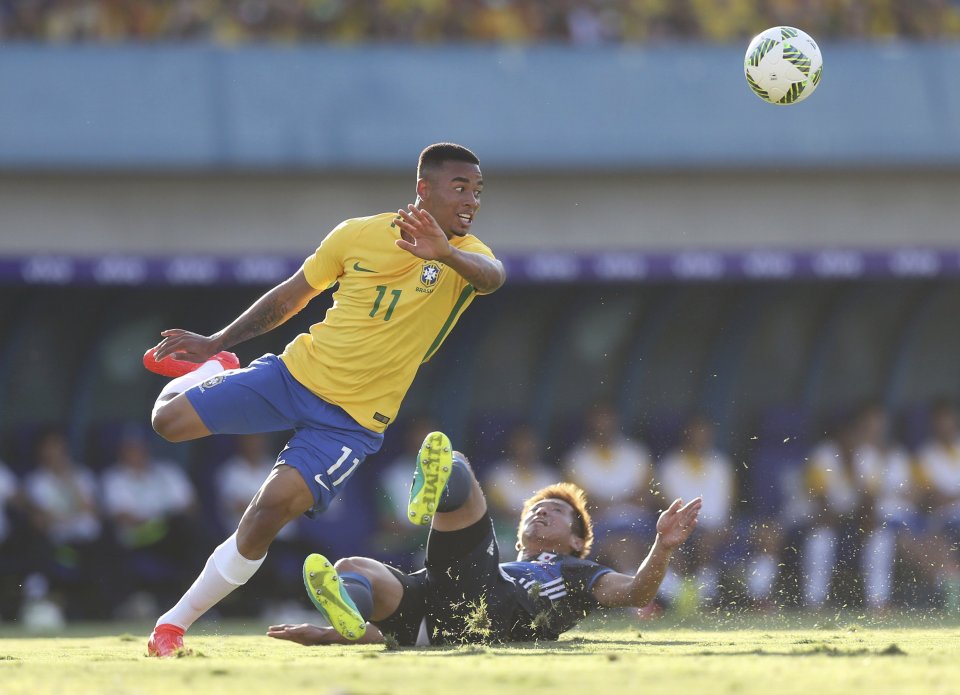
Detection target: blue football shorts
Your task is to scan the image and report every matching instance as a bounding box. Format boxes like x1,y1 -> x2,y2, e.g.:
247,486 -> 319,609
184,353 -> 384,516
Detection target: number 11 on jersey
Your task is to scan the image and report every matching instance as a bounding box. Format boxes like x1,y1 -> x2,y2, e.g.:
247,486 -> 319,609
370,285 -> 402,321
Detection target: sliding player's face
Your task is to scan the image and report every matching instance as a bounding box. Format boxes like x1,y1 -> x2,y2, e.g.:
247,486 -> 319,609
520,498 -> 583,556
418,161 -> 483,238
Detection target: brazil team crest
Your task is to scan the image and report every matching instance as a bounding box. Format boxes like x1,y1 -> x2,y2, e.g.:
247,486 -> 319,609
420,262 -> 442,288
199,375 -> 225,392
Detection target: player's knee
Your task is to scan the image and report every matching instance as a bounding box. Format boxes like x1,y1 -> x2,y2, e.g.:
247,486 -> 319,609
455,452 -> 485,495
334,557 -> 369,576
245,499 -> 296,533
151,403 -> 186,442
152,397 -> 210,442
452,451 -> 479,483
334,557 -> 395,600
437,453 -> 480,512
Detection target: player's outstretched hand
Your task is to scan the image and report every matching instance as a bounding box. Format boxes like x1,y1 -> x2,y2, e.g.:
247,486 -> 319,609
152,329 -> 221,363
655,497 -> 702,551
266,623 -> 344,646
394,204 -> 452,261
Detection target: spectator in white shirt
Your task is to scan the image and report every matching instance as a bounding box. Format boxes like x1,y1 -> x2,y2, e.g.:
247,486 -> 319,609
658,414 -> 735,605
803,403 -> 924,611
102,430 -> 197,548
484,423 -> 559,549
561,402 -> 655,572
915,398 -> 960,611
851,403 -> 919,610
23,427 -> 109,619
101,429 -> 204,612
917,398 -> 960,536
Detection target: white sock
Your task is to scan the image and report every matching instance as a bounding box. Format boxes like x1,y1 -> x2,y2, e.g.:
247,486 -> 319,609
803,527 -> 836,607
863,528 -> 895,609
157,360 -> 226,402
746,553 -> 778,600
156,532 -> 265,631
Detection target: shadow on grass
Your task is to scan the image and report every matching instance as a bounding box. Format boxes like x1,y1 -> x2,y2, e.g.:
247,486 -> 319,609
381,639 -> 907,659
380,637 -> 645,656
382,636 -> 707,656
683,644 -> 908,658
578,609 -> 960,634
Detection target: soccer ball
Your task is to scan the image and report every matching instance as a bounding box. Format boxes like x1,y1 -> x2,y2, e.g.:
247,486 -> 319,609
744,26 -> 823,105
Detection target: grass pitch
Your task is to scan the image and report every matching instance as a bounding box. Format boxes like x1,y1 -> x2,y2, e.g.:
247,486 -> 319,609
1,615 -> 958,695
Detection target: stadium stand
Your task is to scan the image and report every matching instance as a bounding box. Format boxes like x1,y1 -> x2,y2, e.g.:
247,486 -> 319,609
0,280 -> 959,619
3,0 -> 960,43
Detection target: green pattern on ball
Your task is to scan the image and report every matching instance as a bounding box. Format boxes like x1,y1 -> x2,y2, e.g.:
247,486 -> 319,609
778,82 -> 806,104
782,43 -> 812,76
780,27 -> 799,39
745,72 -> 770,100
811,65 -> 823,87
746,38 -> 778,68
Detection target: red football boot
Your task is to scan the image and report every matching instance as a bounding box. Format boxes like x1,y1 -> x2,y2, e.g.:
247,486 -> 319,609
143,347 -> 240,378
147,624 -> 189,657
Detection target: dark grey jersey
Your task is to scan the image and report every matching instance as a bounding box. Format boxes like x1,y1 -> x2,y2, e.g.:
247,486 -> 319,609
499,552 -> 614,641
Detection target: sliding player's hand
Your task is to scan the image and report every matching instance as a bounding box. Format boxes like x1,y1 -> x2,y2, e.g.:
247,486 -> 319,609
655,497 -> 702,551
266,623 -> 345,646
394,204 -> 452,261
152,329 -> 220,363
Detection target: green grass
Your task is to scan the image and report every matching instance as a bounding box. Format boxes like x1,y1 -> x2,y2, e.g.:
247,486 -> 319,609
1,615 -> 959,695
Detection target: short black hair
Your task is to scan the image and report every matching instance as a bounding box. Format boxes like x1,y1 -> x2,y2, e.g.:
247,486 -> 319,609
417,143 -> 479,179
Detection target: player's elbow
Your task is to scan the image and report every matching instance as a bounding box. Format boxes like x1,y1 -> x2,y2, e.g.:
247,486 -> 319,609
617,578 -> 657,609
630,588 -> 656,609
476,265 -> 506,294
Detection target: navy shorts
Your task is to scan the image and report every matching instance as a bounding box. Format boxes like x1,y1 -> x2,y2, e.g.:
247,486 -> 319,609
184,354 -> 384,515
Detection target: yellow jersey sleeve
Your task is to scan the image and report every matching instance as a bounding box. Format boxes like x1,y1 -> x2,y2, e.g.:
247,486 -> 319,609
302,220 -> 353,290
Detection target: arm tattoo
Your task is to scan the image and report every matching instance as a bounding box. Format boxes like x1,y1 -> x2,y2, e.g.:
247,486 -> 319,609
221,295 -> 291,348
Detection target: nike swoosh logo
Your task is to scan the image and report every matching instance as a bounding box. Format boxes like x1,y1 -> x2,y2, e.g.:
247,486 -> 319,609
353,262 -> 377,273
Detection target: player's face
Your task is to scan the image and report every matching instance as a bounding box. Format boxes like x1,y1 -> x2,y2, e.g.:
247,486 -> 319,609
418,161 -> 483,238
520,498 -> 582,556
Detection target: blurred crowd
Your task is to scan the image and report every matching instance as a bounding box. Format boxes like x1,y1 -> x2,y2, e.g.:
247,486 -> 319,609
2,396 -> 960,626
2,0 -> 960,44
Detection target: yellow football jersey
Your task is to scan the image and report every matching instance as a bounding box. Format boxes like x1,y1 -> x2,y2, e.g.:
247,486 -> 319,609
280,212 -> 496,433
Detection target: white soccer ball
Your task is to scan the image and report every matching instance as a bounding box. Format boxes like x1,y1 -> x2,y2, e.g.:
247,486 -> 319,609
744,26 -> 823,105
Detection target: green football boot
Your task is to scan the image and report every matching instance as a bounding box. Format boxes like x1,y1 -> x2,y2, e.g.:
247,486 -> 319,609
407,431 -> 454,526
302,553 -> 366,640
